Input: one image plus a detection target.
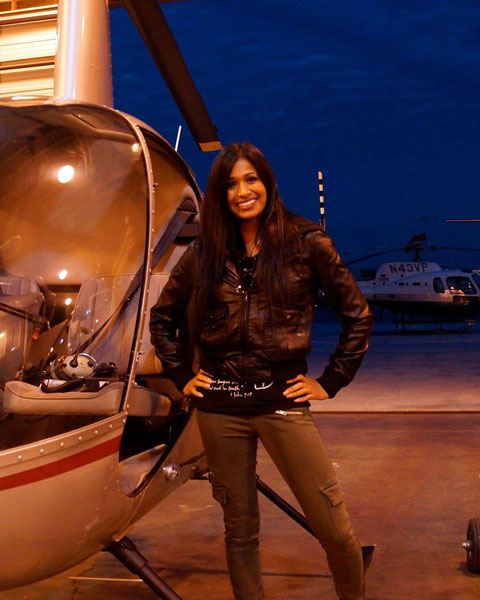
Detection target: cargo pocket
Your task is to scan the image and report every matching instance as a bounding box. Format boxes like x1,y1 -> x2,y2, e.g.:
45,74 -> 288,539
211,484 -> 229,506
319,479 -> 351,538
320,479 -> 343,506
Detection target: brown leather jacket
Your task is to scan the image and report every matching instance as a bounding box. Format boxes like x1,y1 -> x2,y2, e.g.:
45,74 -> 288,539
150,216 -> 373,398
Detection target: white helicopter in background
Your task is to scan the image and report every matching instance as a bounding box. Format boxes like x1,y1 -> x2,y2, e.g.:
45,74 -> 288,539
1,2 -> 376,598
347,235 -> 480,331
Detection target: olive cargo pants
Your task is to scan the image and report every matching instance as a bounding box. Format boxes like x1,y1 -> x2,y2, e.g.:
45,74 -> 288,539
196,408 -> 365,600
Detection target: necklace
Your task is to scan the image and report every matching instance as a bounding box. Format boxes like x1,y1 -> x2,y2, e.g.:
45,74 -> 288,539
245,239 -> 260,257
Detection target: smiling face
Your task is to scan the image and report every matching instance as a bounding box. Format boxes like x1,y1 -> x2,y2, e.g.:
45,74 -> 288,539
226,158 -> 267,226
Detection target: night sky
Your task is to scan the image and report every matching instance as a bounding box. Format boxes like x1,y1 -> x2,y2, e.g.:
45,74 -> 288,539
109,1 -> 480,269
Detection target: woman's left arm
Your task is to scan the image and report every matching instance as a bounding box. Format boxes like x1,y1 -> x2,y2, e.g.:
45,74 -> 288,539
306,230 -> 374,399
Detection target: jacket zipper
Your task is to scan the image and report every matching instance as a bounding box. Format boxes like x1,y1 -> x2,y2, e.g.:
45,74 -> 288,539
241,290 -> 250,380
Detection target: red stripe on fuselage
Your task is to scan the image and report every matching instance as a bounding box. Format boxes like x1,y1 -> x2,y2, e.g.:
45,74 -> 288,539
0,435 -> 122,491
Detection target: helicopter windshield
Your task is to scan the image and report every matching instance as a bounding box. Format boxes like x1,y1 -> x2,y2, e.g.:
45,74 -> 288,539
446,276 -> 477,295
0,104 -> 149,391
472,273 -> 480,293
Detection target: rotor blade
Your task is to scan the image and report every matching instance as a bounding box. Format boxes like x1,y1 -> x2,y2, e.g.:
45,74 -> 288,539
123,0 -> 221,152
429,245 -> 480,253
344,247 -> 406,266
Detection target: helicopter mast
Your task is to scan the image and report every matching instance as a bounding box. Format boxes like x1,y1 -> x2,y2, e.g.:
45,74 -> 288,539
53,0 -> 113,106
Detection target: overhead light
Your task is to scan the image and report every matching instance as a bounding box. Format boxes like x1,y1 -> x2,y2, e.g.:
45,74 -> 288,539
58,269 -> 68,280
64,297 -> 72,306
57,165 -> 75,183
131,142 -> 140,153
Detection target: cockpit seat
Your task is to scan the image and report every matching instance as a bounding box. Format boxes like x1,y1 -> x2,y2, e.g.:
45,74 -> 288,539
3,380 -> 124,415
2,380 -> 171,416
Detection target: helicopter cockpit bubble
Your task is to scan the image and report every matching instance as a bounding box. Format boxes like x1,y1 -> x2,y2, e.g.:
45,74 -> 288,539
0,102 -> 206,591
0,101 -> 200,426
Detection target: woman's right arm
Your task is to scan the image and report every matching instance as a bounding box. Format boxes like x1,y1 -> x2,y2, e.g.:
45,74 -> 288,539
149,244 -> 198,393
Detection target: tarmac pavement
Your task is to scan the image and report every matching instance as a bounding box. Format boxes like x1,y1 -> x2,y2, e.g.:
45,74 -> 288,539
1,319 -> 479,599
3,413 -> 479,600
309,320 -> 480,413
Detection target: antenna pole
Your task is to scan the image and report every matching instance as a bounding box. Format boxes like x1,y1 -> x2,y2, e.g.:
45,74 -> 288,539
318,171 -> 326,231
174,125 -> 182,152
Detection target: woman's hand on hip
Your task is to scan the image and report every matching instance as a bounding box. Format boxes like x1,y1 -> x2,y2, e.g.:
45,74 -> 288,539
283,375 -> 329,401
182,369 -> 213,398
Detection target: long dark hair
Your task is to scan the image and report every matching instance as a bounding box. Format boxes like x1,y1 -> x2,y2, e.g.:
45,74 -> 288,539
193,142 -> 298,332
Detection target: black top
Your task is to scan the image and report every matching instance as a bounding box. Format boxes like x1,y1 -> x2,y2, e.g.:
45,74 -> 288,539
194,377 -> 310,415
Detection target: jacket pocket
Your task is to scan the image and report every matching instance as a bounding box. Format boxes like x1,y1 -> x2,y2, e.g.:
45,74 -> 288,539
264,305 -> 311,360
198,304 -> 229,349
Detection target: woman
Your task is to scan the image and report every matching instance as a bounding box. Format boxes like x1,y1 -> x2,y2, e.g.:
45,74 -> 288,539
150,142 -> 373,600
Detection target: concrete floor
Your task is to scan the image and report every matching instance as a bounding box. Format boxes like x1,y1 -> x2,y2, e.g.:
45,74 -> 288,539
2,413 -> 480,600
309,320 -> 480,412
1,323 -> 479,599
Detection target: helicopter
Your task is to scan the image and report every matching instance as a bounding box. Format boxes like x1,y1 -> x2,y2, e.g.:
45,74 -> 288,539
346,235 -> 480,331
0,2 -> 375,598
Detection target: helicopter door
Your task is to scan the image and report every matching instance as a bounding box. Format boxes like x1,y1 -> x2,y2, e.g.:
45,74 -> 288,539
0,104 -> 201,420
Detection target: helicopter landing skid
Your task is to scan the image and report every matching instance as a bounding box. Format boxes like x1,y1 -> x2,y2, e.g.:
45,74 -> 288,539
255,475 -> 376,573
105,536 -> 183,600
394,316 -> 477,334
